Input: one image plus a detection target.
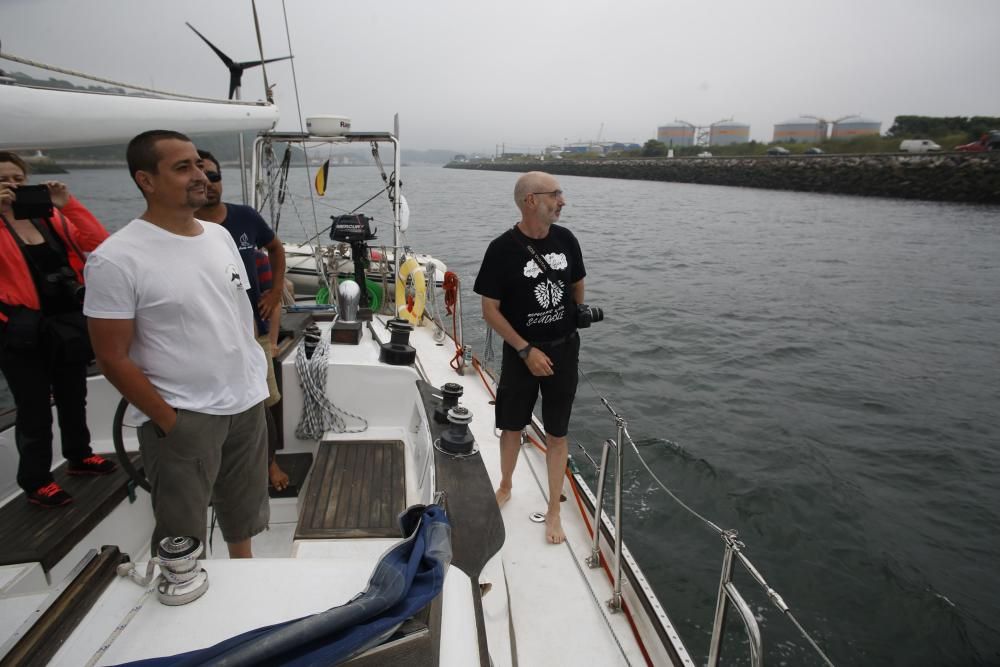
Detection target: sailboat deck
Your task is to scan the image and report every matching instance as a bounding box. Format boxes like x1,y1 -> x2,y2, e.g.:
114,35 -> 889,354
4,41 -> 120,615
0,452 -> 140,571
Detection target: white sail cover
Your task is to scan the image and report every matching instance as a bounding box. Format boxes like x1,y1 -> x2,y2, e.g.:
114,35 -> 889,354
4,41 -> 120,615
0,84 -> 279,150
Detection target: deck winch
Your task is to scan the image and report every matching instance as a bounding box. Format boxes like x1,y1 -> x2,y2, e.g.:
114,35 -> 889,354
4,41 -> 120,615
434,382 -> 464,424
378,318 -> 416,365
437,406 -> 477,456
301,323 -> 322,359
116,536 -> 209,606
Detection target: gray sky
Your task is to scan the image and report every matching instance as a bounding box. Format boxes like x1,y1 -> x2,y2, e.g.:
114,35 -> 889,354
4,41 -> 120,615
3,0 -> 998,152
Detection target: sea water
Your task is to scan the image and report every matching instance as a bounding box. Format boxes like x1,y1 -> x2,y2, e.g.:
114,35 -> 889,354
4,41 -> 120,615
2,164 -> 998,665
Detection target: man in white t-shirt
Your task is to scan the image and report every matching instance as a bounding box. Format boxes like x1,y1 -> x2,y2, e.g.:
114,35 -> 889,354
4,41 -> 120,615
84,130 -> 270,558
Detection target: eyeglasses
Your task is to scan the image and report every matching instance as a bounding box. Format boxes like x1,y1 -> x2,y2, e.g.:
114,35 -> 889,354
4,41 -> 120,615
530,190 -> 563,198
204,171 -> 222,183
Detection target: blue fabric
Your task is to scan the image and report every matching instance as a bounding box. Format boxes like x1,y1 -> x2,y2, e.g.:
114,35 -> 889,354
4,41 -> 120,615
220,204 -> 275,334
115,504 -> 451,667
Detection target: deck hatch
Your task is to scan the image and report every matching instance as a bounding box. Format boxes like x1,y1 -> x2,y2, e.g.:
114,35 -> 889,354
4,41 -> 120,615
295,440 -> 406,539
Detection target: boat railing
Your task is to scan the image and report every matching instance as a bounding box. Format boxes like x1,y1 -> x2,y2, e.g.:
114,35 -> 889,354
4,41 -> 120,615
581,384 -> 837,667
424,275 -> 836,665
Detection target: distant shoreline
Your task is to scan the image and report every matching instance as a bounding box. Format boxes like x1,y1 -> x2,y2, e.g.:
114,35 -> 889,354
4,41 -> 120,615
446,153 -> 1000,204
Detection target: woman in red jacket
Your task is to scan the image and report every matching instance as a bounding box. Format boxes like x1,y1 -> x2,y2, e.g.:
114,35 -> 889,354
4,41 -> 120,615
0,151 -> 116,507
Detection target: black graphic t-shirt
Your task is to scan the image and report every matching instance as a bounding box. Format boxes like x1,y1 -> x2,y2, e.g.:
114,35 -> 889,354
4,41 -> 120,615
474,223 -> 586,342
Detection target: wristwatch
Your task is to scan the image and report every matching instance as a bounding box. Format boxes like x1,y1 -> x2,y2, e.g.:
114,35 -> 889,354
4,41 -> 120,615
517,344 -> 533,360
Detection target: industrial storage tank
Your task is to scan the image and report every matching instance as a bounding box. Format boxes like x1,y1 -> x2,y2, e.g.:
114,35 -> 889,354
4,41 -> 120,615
657,123 -> 695,147
710,121 -> 750,146
831,116 -> 881,140
772,117 -> 825,143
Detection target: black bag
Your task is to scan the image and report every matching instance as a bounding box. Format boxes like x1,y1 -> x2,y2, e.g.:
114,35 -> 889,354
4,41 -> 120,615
0,306 -> 44,352
43,310 -> 92,363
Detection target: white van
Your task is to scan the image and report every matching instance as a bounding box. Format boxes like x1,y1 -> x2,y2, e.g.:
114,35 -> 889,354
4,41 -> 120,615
900,139 -> 942,153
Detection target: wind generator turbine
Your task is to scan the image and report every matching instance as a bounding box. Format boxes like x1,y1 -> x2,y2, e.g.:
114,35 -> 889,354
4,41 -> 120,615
185,22 -> 292,101
186,14 -> 292,202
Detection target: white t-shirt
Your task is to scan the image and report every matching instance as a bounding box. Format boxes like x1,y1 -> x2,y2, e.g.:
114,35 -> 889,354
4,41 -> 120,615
84,218 -> 268,416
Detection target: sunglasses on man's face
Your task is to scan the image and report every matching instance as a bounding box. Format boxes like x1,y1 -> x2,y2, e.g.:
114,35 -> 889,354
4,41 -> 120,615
204,171 -> 222,183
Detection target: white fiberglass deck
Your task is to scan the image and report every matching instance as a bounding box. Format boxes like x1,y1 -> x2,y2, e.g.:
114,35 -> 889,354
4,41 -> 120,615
403,319 -> 648,666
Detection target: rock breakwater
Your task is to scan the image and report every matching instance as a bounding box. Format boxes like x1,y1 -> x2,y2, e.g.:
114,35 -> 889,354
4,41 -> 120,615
446,153 -> 1000,204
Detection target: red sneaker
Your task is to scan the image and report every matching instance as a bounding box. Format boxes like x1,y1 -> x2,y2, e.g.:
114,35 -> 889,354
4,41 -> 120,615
67,454 -> 118,476
27,482 -> 73,507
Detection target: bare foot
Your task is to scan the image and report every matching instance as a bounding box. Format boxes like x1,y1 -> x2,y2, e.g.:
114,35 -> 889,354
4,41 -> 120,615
545,513 -> 565,544
495,487 -> 511,507
269,460 -> 289,491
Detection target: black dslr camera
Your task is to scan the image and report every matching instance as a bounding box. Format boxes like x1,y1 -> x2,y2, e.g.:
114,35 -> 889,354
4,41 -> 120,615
576,303 -> 604,328
44,266 -> 85,305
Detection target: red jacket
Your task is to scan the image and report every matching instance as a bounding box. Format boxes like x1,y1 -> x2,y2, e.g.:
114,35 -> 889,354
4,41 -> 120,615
0,196 -> 109,322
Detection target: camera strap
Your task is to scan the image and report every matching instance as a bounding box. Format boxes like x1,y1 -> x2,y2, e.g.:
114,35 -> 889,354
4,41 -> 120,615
0,213 -> 73,277
508,226 -> 558,283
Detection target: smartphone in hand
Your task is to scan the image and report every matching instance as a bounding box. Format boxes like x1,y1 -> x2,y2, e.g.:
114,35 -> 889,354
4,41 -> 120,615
11,184 -> 54,220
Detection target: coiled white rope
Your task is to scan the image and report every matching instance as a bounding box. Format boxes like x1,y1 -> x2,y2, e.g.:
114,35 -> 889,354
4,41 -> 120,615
294,335 -> 368,439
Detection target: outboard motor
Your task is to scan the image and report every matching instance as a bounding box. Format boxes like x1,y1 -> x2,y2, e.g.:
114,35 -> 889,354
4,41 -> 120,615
117,536 -> 209,606
379,318 -> 416,365
330,213 -> 376,320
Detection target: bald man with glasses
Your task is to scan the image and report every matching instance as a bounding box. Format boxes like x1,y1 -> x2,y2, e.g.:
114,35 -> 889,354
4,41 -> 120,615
474,171 -> 586,545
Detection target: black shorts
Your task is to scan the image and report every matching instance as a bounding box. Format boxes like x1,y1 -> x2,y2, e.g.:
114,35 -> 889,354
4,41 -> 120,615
495,332 -> 580,437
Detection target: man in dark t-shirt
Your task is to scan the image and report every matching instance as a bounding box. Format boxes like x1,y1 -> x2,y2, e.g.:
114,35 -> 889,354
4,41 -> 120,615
195,151 -> 288,490
474,171 -> 586,545
195,150 -> 286,333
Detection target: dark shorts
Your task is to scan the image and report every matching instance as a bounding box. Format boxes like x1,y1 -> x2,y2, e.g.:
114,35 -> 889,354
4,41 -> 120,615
138,402 -> 269,548
495,332 -> 580,437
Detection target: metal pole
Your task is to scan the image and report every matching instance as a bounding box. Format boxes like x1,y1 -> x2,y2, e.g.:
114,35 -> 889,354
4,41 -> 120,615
586,439 -> 614,569
707,538 -> 738,666
250,136 -> 261,210
391,135 -> 401,288
238,132 -> 248,205
608,415 -> 625,612
455,280 -> 468,375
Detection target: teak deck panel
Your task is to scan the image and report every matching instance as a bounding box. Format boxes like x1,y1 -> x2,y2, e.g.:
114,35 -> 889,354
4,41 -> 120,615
0,452 -> 142,571
296,440 -> 405,539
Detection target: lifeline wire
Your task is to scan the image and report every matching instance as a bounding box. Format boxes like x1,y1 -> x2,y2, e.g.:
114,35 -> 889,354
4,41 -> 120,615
294,339 -> 368,439
280,0 -> 323,248
576,366 -> 836,667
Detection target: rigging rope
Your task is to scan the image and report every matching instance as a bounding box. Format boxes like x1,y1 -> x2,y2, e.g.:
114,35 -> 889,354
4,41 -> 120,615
0,51 -> 260,104
442,272 -> 465,370
294,338 -> 368,439
443,271 -> 459,316
279,0 -> 323,248
251,0 -> 272,103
